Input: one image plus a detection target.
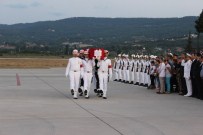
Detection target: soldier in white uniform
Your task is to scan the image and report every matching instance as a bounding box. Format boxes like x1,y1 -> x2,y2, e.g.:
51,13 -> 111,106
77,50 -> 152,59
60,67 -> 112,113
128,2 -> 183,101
117,54 -> 123,82
113,55 -> 121,81
65,50 -> 83,99
139,55 -> 144,86
121,54 -> 126,83
143,56 -> 147,87
97,50 -> 113,99
130,54 -> 135,84
125,55 -> 130,83
82,50 -> 94,99
184,53 -> 193,97
78,49 -> 85,96
134,55 -> 140,85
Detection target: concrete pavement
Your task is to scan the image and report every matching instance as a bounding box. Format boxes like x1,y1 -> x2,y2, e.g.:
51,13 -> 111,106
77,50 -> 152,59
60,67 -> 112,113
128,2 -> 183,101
0,68 -> 203,135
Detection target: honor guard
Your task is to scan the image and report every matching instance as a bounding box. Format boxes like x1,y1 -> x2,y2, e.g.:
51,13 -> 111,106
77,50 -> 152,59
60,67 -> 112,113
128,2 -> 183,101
78,49 -> 85,96
121,54 -> 126,82
65,50 -> 83,99
97,50 -> 113,99
113,55 -> 120,81
130,54 -> 135,84
82,50 -> 94,99
125,55 -> 130,83
134,55 -> 140,85
117,54 -> 123,82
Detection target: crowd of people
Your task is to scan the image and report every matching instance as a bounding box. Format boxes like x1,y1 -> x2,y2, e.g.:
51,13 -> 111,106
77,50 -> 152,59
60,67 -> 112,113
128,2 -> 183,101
113,52 -> 203,100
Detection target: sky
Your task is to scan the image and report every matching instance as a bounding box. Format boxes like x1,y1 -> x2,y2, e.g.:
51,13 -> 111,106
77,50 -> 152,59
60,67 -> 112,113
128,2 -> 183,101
0,0 -> 202,24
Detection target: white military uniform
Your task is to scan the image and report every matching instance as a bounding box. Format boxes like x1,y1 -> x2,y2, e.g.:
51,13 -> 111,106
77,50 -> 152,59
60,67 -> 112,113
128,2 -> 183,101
125,57 -> 130,83
130,57 -> 135,84
65,57 -> 83,98
184,58 -> 192,96
98,57 -> 112,98
82,58 -> 94,98
121,58 -> 126,82
139,59 -> 144,85
113,57 -> 119,81
143,59 -> 148,86
134,57 -> 139,85
117,58 -> 123,81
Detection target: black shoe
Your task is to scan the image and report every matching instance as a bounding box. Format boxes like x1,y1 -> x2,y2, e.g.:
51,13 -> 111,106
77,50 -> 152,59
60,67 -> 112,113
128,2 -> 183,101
79,92 -> 83,96
103,97 -> 107,99
125,81 -> 129,83
144,84 -> 148,87
71,89 -> 74,95
119,79 -> 122,82
134,82 -> 138,85
94,89 -> 98,93
139,83 -> 143,86
114,79 -> 118,81
84,90 -> 87,96
78,88 -> 83,93
123,80 -> 126,83
130,81 -> 133,84
73,97 -> 78,99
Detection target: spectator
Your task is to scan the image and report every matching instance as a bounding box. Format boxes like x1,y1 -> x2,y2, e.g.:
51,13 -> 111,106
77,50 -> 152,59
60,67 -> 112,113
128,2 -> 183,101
165,60 -> 172,94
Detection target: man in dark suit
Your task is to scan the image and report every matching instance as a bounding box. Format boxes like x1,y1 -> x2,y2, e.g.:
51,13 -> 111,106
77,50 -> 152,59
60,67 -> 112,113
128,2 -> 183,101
190,53 -> 199,98
198,55 -> 203,100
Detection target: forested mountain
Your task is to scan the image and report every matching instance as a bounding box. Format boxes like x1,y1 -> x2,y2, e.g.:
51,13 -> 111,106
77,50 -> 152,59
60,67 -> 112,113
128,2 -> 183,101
0,16 -> 197,46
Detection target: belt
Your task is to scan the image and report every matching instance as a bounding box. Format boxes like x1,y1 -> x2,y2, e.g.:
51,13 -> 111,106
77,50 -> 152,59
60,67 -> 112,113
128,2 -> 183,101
86,71 -> 92,73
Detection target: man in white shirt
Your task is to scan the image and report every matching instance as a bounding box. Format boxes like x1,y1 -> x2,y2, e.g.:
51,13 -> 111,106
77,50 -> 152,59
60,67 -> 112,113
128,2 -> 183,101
184,53 -> 193,97
130,54 -> 135,84
82,50 -> 94,99
113,54 -> 121,81
97,50 -> 113,99
65,50 -> 83,99
134,55 -> 140,85
157,59 -> 166,94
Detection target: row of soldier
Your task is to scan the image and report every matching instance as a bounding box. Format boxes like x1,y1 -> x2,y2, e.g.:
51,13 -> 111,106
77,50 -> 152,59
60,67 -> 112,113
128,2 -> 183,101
113,52 -> 203,100
113,54 -> 152,87
65,49 -> 112,99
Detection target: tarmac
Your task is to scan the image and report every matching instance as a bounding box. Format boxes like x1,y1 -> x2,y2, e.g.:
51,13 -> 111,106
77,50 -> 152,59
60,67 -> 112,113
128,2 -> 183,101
0,68 -> 203,135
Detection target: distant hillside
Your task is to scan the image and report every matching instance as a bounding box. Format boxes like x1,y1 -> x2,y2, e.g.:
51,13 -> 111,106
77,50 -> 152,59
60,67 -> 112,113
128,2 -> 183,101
0,17 -> 198,46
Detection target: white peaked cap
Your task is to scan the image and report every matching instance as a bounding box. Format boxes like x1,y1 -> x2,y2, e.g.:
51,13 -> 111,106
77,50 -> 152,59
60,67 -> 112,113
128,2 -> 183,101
118,54 -> 121,57
168,53 -> 173,56
122,54 -> 126,57
186,53 -> 192,57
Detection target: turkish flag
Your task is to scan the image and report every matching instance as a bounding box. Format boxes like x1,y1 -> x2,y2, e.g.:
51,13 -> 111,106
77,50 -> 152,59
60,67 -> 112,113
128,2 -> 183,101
88,48 -> 105,60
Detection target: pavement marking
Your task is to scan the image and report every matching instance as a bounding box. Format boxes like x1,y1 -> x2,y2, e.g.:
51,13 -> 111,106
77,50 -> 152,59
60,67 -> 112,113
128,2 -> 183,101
27,70 -> 124,135
16,73 -> 21,86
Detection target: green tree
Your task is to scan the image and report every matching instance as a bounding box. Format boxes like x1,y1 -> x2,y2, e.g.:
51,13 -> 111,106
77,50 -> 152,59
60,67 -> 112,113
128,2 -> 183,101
185,32 -> 193,53
195,10 -> 203,49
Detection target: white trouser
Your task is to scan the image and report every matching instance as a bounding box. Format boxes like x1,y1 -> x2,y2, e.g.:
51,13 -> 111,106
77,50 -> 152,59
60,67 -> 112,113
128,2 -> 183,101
130,71 -> 134,82
141,72 -> 145,84
69,71 -> 80,96
122,70 -> 126,81
83,72 -> 93,94
98,72 -> 108,97
185,78 -> 192,96
114,69 -> 119,80
118,69 -> 122,80
144,73 -> 148,84
125,70 -> 130,82
135,71 -> 139,83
